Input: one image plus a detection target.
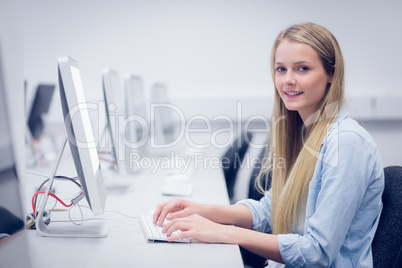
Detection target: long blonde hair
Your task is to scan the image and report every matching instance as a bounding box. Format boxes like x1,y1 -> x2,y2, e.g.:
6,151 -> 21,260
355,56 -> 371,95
256,23 -> 345,234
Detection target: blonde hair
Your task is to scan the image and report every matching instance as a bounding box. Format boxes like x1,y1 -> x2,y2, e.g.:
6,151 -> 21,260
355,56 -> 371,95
256,23 -> 345,234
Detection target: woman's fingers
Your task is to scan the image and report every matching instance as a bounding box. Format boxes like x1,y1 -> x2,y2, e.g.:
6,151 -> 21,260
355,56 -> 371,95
167,230 -> 192,242
153,198 -> 184,226
162,214 -> 224,243
168,208 -> 190,220
153,199 -> 175,226
164,222 -> 188,237
153,200 -> 168,224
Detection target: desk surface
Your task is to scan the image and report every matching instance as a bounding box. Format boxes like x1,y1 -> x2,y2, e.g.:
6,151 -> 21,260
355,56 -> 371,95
24,154 -> 244,268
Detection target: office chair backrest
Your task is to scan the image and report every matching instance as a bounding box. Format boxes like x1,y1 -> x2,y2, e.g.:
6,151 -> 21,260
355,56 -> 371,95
372,165 -> 402,268
248,145 -> 271,201
241,145 -> 271,268
221,132 -> 252,201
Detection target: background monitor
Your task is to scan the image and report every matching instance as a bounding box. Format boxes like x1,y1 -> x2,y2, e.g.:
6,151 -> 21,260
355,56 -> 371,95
150,83 -> 177,145
101,69 -> 127,174
27,84 -> 55,139
124,74 -> 148,155
0,43 -> 31,267
36,56 -> 107,238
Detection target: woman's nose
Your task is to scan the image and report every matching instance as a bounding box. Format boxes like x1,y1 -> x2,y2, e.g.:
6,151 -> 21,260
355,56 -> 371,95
283,71 -> 296,85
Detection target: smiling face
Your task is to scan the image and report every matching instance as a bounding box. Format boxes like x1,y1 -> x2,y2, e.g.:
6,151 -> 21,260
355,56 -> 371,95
274,39 -> 332,123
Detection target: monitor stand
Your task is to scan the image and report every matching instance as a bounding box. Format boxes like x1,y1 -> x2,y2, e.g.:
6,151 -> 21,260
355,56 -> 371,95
36,137 -> 108,238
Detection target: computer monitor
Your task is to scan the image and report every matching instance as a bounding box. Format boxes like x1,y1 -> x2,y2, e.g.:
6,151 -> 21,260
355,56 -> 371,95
124,74 -> 148,155
150,83 -> 177,145
0,43 -> 31,267
27,84 -> 55,139
36,56 -> 107,238
101,69 -> 127,174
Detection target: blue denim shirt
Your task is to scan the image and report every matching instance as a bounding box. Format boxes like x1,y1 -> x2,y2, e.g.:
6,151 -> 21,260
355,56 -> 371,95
237,107 -> 384,267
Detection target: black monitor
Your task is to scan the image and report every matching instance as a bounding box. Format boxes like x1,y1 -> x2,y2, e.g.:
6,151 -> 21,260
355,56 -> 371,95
27,84 -> 55,139
36,56 -> 107,238
0,43 -> 31,267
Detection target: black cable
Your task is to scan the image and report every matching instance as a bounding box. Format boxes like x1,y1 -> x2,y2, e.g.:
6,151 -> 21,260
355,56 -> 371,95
33,176 -> 81,214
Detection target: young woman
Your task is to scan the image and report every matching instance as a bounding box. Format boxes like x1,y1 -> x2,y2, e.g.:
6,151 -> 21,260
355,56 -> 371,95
153,23 -> 384,267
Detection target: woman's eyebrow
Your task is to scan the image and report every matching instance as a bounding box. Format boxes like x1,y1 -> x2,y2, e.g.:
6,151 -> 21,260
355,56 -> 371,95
274,60 -> 313,66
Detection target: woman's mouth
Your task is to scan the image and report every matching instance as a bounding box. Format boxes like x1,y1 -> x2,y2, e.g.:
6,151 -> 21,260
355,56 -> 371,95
285,91 -> 303,97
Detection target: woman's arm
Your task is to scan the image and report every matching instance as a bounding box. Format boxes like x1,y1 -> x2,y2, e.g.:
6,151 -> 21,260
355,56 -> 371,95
162,214 -> 284,263
190,203 -> 253,229
227,225 -> 283,263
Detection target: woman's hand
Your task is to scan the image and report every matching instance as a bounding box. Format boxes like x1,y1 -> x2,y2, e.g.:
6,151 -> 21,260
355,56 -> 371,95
162,214 -> 232,243
153,198 -> 203,226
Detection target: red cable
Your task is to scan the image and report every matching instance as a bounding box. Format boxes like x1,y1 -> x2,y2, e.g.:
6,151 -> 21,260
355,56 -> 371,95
32,191 -> 73,217
99,155 -> 116,164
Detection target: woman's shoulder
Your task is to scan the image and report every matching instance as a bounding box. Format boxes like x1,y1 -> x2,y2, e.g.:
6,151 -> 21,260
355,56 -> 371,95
320,111 -> 384,185
326,113 -> 378,153
338,117 -> 371,138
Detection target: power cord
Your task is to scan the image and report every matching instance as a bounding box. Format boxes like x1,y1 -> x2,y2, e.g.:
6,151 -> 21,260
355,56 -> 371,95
61,205 -> 142,229
25,171 -> 142,230
25,170 -> 82,229
26,170 -> 81,215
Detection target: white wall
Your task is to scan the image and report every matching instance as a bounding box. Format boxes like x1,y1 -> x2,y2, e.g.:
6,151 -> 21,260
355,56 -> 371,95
21,0 -> 402,166
22,0 -> 402,101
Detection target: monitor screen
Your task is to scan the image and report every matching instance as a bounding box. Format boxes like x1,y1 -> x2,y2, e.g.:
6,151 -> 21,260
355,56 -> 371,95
27,84 -> 55,139
58,56 -> 106,216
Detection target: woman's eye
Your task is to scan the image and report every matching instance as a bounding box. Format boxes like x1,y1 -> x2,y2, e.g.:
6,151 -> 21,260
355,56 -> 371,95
276,67 -> 286,72
298,66 -> 309,72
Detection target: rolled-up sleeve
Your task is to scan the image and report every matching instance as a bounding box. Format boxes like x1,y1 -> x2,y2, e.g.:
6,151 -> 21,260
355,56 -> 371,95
277,129 -> 381,267
236,189 -> 272,233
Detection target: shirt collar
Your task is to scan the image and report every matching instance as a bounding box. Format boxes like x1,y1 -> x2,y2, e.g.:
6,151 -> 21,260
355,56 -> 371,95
334,104 -> 349,124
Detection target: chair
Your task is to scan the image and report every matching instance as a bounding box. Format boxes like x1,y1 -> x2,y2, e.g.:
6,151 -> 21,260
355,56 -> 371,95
240,145 -> 271,268
372,165 -> 402,268
221,132 -> 252,202
248,146 -> 271,201
0,206 -> 24,235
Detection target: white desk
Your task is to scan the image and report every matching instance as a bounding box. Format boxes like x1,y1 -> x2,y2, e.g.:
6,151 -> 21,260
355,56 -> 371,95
24,155 -> 244,268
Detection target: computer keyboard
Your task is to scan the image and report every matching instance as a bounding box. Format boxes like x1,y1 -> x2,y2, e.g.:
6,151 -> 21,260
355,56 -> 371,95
162,181 -> 194,196
140,214 -> 190,243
